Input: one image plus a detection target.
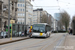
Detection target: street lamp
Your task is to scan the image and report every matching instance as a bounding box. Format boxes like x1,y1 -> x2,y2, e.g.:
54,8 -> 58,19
0,1 -> 3,38
8,0 -> 10,38
0,1 -> 3,31
25,0 -> 26,25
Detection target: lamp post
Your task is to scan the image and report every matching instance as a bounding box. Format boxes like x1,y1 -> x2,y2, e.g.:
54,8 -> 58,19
24,0 -> 26,33
40,11 -> 41,23
8,0 -> 10,38
25,0 -> 26,25
47,13 -> 49,24
0,1 -> 3,38
0,1 -> 3,32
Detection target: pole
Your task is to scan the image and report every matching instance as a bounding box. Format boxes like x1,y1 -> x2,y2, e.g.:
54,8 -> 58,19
25,0 -> 26,25
40,12 -> 41,23
8,0 -> 10,38
10,23 -> 12,40
24,0 -> 26,35
47,13 -> 48,24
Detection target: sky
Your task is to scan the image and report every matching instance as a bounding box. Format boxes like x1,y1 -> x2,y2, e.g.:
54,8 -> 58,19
31,0 -> 75,18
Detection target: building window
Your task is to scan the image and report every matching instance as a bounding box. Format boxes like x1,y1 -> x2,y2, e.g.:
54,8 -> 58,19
20,14 -> 22,16
21,9 -> 22,11
23,4 -> 25,7
18,14 -> 20,16
23,14 -> 25,16
23,9 -> 24,11
21,4 -> 22,7
18,13 -> 25,16
18,4 -> 19,7
18,8 -> 19,11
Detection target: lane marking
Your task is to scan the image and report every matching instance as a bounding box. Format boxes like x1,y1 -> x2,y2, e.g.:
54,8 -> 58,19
54,34 -> 67,50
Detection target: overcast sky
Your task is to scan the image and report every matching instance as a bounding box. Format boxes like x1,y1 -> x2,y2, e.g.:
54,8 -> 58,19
31,0 -> 75,18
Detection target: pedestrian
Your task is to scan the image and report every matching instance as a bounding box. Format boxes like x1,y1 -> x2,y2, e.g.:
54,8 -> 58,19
68,28 -> 70,34
70,29 -> 72,35
28,27 -> 32,37
27,27 -> 30,35
25,28 -> 27,36
21,32 -> 24,37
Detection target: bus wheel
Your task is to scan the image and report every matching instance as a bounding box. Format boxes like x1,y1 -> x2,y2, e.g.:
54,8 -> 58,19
48,34 -> 50,37
46,34 -> 48,38
29,34 -> 32,38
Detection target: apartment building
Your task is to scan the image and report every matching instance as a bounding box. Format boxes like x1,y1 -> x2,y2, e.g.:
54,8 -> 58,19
17,0 -> 33,26
33,8 -> 48,24
0,0 -> 18,32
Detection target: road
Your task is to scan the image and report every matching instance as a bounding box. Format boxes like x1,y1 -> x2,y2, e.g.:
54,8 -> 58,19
0,33 -> 67,50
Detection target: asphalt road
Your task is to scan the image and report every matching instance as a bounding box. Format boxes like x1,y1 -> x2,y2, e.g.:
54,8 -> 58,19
0,33 -> 67,50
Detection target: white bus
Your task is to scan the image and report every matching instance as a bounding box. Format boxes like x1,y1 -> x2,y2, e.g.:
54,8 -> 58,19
30,23 -> 51,38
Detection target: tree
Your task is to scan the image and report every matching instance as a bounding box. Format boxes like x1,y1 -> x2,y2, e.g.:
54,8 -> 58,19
48,15 -> 52,26
41,14 -> 52,26
72,15 -> 75,20
60,11 -> 70,31
41,14 -> 47,23
71,15 -> 75,27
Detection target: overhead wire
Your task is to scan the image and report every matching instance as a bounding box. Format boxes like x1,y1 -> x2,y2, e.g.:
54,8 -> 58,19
56,0 -> 61,11
59,0 -> 75,5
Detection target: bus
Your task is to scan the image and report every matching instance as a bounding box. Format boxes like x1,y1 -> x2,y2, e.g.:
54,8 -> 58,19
30,23 -> 51,38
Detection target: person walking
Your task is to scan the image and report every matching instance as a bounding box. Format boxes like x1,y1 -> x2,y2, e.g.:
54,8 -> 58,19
68,28 -> 70,34
70,29 -> 72,35
29,27 -> 32,37
25,29 -> 27,36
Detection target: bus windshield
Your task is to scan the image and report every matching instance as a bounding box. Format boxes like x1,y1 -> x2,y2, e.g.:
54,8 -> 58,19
33,24 -> 45,33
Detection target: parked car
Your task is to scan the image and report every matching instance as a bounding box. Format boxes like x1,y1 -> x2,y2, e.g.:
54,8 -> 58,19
1,31 -> 8,38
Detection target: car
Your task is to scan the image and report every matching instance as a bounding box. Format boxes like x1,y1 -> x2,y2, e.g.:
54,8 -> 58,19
1,31 -> 8,38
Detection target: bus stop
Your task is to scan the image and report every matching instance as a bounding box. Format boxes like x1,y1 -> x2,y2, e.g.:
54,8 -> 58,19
12,24 -> 28,37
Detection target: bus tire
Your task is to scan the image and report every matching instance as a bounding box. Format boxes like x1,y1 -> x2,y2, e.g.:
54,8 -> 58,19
46,34 -> 48,38
48,34 -> 50,37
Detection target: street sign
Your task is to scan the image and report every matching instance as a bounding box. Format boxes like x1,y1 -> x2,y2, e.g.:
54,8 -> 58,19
10,20 -> 15,24
10,20 -> 15,40
30,26 -> 32,29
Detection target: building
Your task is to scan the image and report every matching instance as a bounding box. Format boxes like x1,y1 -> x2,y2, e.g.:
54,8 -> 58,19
50,15 -> 54,30
17,0 -> 33,26
0,0 -> 18,32
54,13 -> 62,31
53,19 -> 57,31
54,13 -> 61,21
33,8 -> 48,24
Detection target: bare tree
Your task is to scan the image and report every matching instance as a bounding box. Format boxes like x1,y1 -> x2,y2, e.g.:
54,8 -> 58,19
41,14 -> 52,26
48,15 -> 52,26
41,14 -> 47,23
71,15 -> 75,27
60,11 -> 70,31
72,15 -> 75,20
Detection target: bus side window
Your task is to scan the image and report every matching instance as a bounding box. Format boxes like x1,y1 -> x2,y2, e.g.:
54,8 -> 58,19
46,25 -> 49,31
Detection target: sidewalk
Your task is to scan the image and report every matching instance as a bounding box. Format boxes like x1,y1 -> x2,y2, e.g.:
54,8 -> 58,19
0,36 -> 29,45
64,34 -> 75,50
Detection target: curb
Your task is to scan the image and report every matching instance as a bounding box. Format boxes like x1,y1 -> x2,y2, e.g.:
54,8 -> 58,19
0,37 -> 30,45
